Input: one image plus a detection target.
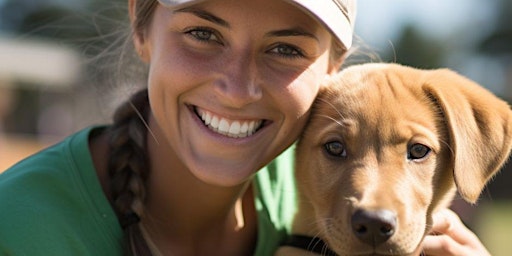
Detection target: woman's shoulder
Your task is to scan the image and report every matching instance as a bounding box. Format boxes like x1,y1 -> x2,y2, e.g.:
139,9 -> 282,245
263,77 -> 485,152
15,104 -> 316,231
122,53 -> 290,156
254,143 -> 298,217
0,126 -> 123,255
0,126 -> 96,189
258,143 -> 296,180
252,144 -> 298,255
255,143 -> 297,194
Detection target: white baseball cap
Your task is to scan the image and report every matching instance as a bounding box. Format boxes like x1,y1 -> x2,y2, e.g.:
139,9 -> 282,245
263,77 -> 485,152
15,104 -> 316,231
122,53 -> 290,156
156,0 -> 356,50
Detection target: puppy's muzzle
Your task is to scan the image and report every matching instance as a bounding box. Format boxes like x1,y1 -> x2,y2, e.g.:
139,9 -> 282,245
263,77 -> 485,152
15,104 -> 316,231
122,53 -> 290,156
351,209 -> 397,246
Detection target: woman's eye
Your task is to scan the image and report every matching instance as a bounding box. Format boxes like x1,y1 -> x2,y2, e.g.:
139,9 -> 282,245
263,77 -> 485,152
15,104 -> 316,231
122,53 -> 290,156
324,141 -> 347,158
269,44 -> 304,58
408,143 -> 431,160
186,28 -> 220,43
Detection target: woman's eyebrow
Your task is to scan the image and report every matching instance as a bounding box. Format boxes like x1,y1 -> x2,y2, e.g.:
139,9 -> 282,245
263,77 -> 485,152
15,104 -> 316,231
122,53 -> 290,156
173,7 -> 230,28
266,28 -> 319,42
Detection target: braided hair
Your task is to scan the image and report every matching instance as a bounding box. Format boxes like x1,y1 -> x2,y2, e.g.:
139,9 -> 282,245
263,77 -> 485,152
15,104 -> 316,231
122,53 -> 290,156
107,89 -> 153,255
106,1 -> 158,254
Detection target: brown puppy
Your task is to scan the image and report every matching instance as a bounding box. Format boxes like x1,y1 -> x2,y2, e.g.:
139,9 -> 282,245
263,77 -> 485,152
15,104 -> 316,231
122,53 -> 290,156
277,63 -> 512,256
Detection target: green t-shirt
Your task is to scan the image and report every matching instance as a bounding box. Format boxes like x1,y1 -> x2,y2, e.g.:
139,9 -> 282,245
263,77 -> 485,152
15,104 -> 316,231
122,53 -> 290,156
0,127 -> 297,255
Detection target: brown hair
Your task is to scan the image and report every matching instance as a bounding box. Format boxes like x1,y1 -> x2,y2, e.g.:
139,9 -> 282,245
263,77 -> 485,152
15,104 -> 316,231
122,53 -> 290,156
106,1 -> 349,255
108,88 -> 153,255
132,0 -> 159,41
107,1 -> 157,255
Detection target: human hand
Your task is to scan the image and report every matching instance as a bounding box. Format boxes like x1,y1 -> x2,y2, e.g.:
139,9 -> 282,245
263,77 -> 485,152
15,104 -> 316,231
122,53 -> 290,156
421,208 -> 491,256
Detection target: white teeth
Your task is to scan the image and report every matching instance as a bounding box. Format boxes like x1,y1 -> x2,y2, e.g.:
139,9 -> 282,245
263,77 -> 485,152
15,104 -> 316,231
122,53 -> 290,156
248,122 -> 255,135
229,121 -> 241,135
203,111 -> 211,125
218,119 -> 230,133
211,116 -> 219,128
196,108 -> 262,138
240,122 -> 248,133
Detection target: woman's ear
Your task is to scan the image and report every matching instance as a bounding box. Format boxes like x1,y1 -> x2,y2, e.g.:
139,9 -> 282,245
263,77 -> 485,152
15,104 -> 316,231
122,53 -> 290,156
128,0 -> 150,63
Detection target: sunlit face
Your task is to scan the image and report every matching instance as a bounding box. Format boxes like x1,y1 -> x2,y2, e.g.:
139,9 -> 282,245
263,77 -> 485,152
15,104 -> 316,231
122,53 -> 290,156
139,0 -> 337,186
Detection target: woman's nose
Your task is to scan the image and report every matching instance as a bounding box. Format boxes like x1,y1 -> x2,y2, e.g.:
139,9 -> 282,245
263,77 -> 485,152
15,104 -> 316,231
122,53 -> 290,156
213,51 -> 262,108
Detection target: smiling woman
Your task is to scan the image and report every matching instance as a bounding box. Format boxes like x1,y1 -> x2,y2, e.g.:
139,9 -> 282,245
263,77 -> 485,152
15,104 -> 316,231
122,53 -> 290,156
0,0 -> 354,255
139,0 -> 339,188
0,0 -> 493,256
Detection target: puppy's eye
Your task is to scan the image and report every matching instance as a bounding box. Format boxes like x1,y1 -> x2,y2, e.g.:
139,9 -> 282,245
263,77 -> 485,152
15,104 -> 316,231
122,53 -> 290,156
408,143 -> 431,160
324,141 -> 347,157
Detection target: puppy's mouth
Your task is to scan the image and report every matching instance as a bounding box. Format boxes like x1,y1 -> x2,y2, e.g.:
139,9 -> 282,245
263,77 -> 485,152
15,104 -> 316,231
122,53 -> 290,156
194,107 -> 266,138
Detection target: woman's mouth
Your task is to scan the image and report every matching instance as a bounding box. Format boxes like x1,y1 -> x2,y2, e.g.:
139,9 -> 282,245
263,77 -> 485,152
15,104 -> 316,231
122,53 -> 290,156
194,107 -> 265,138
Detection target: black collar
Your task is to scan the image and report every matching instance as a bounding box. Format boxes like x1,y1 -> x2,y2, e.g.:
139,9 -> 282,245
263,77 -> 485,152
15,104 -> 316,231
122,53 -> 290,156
282,234 -> 338,256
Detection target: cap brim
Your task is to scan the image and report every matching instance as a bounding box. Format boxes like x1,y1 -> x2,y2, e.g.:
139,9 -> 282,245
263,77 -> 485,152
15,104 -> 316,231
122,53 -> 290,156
284,0 -> 353,49
157,0 -> 353,49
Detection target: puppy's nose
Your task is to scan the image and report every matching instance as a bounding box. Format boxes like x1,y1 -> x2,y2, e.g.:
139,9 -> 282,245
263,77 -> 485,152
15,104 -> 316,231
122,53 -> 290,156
351,209 -> 397,246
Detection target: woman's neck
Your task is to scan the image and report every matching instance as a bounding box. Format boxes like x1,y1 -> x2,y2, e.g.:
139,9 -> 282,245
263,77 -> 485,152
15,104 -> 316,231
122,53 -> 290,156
141,117 -> 257,255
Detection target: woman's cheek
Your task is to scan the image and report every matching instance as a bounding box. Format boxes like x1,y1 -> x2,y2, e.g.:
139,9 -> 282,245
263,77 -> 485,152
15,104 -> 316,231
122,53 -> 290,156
291,70 -> 323,115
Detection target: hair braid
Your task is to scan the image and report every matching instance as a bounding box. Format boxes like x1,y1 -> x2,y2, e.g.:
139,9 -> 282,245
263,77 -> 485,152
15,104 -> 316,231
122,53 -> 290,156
107,89 -> 153,255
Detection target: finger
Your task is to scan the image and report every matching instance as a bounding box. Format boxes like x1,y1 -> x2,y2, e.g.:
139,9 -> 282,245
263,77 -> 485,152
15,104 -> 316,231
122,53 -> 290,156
430,209 -> 476,244
428,209 -> 490,256
431,209 -> 459,232
422,234 -> 468,256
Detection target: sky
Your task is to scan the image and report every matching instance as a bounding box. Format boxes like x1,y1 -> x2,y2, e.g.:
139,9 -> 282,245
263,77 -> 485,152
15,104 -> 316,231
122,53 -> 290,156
354,0 -> 507,95
355,0 -> 496,50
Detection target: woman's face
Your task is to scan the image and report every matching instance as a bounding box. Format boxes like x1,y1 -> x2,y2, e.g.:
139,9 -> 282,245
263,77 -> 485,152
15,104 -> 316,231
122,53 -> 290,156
137,0 -> 338,186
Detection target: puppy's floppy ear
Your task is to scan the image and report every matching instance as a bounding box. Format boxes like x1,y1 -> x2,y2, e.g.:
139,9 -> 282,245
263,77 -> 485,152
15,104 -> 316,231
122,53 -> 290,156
423,69 -> 512,203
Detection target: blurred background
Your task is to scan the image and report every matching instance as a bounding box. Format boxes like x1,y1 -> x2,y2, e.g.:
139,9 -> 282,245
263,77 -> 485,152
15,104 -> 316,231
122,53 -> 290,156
0,0 -> 510,254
